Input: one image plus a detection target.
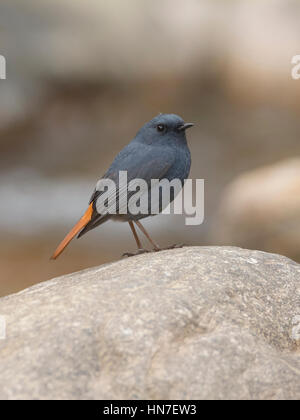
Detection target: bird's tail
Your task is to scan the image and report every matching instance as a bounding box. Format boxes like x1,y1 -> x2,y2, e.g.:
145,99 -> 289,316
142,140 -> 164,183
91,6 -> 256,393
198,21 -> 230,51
51,203 -> 94,260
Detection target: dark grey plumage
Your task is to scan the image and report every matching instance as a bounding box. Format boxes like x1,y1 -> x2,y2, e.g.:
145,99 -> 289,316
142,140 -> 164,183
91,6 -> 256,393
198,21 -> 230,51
52,113 -> 194,259
78,114 -> 192,238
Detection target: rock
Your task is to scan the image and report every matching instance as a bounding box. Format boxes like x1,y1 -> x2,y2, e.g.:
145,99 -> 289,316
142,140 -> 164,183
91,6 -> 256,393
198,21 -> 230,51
0,246 -> 299,400
214,158 -> 300,262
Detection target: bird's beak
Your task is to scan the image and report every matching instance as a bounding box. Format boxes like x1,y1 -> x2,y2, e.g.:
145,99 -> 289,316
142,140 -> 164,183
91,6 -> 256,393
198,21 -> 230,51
178,123 -> 194,132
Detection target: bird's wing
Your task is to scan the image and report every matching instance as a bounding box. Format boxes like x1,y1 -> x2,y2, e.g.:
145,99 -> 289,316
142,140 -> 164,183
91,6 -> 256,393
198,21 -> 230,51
93,143 -> 175,205
79,144 -> 175,235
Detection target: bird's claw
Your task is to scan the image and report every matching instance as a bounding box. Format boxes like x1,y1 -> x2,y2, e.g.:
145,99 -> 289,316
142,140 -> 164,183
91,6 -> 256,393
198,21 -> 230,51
157,243 -> 185,251
122,248 -> 150,257
123,244 -> 185,257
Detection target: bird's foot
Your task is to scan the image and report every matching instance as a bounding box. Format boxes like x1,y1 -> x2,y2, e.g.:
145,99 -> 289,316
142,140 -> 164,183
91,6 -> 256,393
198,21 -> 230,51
122,248 -> 150,257
123,244 -> 185,257
157,243 -> 185,251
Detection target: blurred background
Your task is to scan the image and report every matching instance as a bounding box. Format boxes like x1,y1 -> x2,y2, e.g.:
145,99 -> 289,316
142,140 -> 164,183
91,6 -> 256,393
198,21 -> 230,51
1,0 -> 300,297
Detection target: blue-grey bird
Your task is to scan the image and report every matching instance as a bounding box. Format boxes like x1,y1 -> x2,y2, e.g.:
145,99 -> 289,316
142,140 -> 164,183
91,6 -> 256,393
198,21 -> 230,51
51,114 -> 193,259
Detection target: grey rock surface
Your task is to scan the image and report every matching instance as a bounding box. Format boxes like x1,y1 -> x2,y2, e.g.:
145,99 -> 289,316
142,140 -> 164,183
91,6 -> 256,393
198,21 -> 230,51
0,246 -> 299,400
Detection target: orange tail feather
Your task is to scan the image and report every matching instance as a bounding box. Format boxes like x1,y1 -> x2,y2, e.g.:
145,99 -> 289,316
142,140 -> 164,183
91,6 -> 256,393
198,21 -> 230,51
51,203 -> 93,260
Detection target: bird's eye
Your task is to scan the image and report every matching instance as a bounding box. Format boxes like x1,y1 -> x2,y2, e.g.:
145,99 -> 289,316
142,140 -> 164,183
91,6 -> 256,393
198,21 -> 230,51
157,124 -> 165,132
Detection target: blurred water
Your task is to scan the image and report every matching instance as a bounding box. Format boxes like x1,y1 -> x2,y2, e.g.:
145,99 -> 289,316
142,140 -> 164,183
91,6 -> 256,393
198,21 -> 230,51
0,168 -> 92,235
0,167 -> 192,238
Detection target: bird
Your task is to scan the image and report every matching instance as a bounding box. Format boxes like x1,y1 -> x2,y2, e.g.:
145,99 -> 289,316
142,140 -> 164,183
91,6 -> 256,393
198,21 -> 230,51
51,113 -> 193,259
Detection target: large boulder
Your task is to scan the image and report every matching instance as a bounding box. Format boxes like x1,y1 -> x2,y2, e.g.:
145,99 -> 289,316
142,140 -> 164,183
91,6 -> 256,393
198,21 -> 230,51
0,246 -> 299,400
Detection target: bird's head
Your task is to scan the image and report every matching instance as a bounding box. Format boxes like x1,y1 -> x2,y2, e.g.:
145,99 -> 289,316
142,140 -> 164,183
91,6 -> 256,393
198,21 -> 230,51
135,114 -> 194,146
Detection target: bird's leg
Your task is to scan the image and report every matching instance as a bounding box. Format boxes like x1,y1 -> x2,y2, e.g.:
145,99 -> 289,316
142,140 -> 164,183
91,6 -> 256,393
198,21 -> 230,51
123,221 -> 150,257
129,220 -> 142,249
134,220 -> 160,251
134,221 -> 185,251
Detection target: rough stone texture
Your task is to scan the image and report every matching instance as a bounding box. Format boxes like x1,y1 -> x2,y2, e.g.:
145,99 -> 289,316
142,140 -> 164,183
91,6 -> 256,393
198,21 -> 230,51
0,246 -> 299,400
